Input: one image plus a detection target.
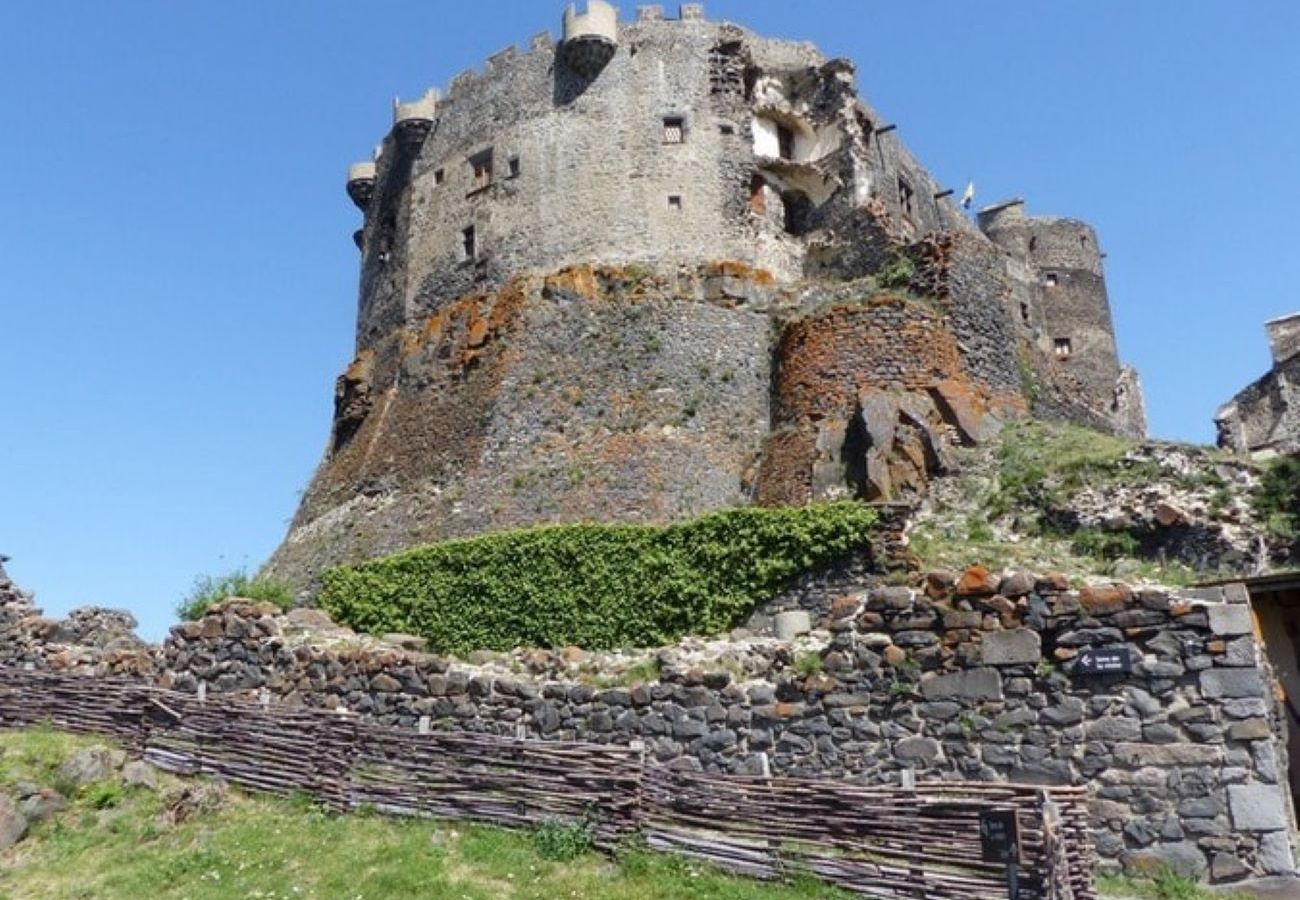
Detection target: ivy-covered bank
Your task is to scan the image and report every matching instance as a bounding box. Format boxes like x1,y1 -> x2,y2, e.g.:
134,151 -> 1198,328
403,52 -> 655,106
318,503 -> 879,652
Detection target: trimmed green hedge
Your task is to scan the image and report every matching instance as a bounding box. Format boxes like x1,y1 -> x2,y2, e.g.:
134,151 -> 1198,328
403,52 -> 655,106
317,503 -> 878,653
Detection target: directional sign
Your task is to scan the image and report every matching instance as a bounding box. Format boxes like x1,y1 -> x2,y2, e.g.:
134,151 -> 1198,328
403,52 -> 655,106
1073,645 -> 1134,676
980,809 -> 1021,864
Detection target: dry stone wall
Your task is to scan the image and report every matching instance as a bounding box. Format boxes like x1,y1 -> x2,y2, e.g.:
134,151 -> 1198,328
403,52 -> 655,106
3,560 -> 1294,883
158,586 -> 1300,883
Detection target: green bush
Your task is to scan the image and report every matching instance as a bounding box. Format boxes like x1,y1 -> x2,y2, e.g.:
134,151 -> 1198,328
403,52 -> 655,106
177,569 -> 294,621
877,253 -> 917,289
531,819 -> 594,862
1070,528 -> 1141,561
1255,455 -> 1300,541
318,503 -> 878,653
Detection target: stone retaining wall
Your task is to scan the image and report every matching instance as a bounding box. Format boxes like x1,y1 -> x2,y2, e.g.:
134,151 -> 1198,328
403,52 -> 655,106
1,564 -> 1296,883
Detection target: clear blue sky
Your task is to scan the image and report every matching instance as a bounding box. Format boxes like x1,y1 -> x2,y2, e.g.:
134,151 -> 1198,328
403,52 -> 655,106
3,2 -> 1298,640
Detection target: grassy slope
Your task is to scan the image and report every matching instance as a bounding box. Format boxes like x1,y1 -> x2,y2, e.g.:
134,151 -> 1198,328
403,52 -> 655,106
908,420 -> 1250,585
0,729 -> 848,900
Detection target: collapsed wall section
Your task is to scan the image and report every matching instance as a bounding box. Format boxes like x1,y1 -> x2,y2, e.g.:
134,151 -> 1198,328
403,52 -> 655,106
757,286 -> 1023,507
1217,314 -> 1300,457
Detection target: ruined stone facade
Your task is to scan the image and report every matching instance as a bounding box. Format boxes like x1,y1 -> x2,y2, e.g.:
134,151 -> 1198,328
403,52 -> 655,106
268,2 -> 1143,587
1217,313 -> 1300,457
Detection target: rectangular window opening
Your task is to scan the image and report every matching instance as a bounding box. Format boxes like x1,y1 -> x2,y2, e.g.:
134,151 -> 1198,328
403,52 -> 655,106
749,174 -> 766,215
434,168 -> 445,185
777,124 -> 796,161
462,225 -> 476,261
668,195 -> 683,211
663,117 -> 685,144
719,123 -> 735,136
508,156 -> 521,178
1054,337 -> 1072,359
1044,272 -> 1059,288
896,177 -> 915,216
469,150 -> 494,191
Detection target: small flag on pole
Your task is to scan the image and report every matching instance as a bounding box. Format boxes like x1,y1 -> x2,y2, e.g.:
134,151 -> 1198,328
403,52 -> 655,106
961,181 -> 975,209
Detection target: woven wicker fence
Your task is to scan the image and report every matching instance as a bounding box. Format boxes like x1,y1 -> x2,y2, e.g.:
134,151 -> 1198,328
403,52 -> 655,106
0,668 -> 1094,899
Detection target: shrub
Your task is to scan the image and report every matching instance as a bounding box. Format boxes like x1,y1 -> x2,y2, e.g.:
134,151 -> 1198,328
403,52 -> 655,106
532,819 -> 593,862
1070,528 -> 1140,561
177,569 -> 294,621
877,254 -> 917,289
318,503 -> 877,652
1255,455 -> 1300,542
793,652 -> 823,677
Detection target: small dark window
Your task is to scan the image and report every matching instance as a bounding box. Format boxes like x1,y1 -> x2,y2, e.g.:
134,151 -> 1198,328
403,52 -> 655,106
668,195 -> 683,211
434,168 -> 445,185
1044,272 -> 1059,288
1028,236 -> 1037,251
777,124 -> 796,160
462,225 -> 476,261
749,174 -> 767,215
897,177 -> 915,216
663,117 -> 685,144
1054,337 -> 1072,359
1020,301 -> 1031,326
719,123 -> 735,136
508,156 -> 521,178
856,111 -> 873,147
469,150 -> 493,191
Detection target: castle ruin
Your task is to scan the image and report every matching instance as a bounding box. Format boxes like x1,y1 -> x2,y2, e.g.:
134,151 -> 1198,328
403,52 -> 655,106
1217,312 -> 1300,457
267,2 -> 1146,588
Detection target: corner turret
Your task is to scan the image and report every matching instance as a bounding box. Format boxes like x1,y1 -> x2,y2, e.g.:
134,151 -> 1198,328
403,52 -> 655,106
393,89 -> 438,148
560,1 -> 619,79
345,161 -> 377,210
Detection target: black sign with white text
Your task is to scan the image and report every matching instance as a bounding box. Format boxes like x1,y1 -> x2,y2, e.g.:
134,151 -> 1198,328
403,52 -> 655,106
1073,645 -> 1134,676
980,809 -> 1021,864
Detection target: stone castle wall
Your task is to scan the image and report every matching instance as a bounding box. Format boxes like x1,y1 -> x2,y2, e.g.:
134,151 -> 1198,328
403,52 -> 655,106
1217,314 -> 1300,457
3,562 -> 1295,884
275,3 -> 1142,588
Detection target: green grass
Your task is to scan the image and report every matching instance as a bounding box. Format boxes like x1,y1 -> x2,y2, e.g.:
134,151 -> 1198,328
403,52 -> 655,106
177,568 -> 294,621
1097,870 -> 1253,900
907,421 -> 1227,586
0,728 -> 851,900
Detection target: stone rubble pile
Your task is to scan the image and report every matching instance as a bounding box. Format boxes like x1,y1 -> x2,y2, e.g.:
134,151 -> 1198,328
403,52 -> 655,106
0,571 -> 155,676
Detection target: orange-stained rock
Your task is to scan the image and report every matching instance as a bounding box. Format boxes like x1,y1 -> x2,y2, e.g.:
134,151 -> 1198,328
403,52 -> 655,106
883,645 -> 908,667
1037,573 -> 1070,593
1078,583 -> 1133,616
829,595 -> 859,621
925,570 -> 956,601
956,565 -> 999,596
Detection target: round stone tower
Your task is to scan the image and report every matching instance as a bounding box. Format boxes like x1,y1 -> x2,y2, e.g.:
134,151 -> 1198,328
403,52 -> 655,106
978,199 -> 1134,433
